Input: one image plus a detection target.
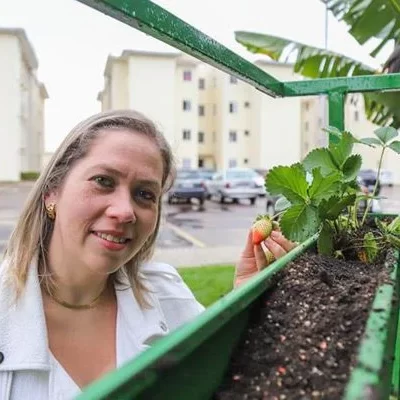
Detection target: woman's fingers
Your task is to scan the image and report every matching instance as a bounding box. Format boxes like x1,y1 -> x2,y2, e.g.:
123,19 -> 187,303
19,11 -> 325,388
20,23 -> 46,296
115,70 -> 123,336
270,230 -> 297,252
254,244 -> 269,271
264,237 -> 287,259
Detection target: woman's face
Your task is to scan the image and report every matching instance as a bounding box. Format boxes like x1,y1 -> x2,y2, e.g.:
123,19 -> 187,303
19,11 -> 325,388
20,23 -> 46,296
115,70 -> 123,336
45,129 -> 164,277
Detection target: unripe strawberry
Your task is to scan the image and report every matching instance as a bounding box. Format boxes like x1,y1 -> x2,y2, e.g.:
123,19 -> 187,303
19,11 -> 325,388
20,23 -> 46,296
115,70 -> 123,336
252,216 -> 273,245
264,249 -> 275,266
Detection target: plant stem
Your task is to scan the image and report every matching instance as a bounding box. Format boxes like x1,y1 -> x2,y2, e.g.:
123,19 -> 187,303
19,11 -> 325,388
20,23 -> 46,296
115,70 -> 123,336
361,146 -> 386,226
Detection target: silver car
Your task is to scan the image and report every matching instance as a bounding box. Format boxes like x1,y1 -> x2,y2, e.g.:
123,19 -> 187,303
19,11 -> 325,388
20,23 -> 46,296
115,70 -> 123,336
205,168 -> 262,205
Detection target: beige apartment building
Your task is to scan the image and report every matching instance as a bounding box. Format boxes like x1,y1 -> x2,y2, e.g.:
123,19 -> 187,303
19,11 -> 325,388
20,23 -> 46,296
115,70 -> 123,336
98,50 -> 399,182
0,28 -> 48,182
98,51 -> 303,171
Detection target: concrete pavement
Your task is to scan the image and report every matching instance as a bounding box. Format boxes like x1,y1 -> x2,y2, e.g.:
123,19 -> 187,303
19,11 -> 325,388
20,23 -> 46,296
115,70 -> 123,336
152,245 -> 241,268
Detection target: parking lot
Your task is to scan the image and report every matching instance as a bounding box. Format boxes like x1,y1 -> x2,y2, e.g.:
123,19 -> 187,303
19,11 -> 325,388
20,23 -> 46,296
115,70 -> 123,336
1,182 -> 400,254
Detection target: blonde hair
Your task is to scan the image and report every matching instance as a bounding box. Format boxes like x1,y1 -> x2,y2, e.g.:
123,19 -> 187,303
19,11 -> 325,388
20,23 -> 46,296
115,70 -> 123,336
4,109 -> 175,307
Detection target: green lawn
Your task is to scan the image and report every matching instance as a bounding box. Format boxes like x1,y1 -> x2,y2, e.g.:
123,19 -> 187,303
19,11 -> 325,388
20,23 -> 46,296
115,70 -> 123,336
178,264 -> 235,307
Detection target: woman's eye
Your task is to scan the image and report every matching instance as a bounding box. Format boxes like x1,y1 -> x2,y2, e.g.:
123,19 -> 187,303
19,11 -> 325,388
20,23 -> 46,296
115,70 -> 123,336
93,176 -> 114,188
136,189 -> 157,202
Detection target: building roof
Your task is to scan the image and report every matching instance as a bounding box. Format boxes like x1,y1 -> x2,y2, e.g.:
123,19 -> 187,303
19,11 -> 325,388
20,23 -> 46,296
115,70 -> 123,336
0,27 -> 38,70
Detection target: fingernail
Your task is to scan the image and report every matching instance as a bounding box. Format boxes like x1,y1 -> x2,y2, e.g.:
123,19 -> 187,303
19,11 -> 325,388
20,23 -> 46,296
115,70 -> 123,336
271,231 -> 279,238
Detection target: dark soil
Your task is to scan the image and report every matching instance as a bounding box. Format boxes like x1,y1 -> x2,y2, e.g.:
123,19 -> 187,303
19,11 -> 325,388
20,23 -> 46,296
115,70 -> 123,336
214,250 -> 395,400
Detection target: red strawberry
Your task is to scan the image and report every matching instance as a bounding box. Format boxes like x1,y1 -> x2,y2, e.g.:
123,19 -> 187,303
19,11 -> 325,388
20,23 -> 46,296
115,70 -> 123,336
252,216 -> 273,245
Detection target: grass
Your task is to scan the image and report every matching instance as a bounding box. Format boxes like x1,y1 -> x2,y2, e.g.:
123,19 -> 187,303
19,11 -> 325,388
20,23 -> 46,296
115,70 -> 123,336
178,264 -> 235,307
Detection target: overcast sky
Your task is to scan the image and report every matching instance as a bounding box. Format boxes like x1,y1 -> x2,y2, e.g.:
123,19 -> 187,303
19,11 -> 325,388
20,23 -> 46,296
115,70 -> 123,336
0,0 -> 393,151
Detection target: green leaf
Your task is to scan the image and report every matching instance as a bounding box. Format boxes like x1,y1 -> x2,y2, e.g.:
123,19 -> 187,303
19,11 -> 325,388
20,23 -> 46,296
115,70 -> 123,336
234,31 -> 374,78
329,131 -> 355,167
308,169 -> 341,204
388,141 -> 400,154
358,137 -> 382,147
303,148 -> 339,176
266,164 -> 308,204
342,154 -> 362,181
388,234 -> 400,249
317,222 -> 334,256
319,194 -> 357,220
236,26 -> 400,129
322,0 -> 400,59
280,204 -> 320,242
375,217 -> 388,234
323,126 -> 342,139
388,216 -> 400,234
275,196 -> 291,213
364,232 -> 378,263
374,126 -> 398,144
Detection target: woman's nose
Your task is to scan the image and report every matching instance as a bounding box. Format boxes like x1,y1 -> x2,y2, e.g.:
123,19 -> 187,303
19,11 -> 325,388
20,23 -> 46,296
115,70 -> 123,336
107,193 -> 136,224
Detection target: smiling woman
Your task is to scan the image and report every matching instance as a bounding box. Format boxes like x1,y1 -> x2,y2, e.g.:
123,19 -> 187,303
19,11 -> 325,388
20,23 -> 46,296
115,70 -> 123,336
0,109 -> 295,400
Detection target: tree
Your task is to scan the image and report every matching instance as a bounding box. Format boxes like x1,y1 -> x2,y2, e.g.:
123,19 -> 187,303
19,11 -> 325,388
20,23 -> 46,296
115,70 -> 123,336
235,0 -> 400,127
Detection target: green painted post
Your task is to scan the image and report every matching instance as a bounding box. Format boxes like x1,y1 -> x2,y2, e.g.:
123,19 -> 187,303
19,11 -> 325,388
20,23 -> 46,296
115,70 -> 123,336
327,91 -> 345,144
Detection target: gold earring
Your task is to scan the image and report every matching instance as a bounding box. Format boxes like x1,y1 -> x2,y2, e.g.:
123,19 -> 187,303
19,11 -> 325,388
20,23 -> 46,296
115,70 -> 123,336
46,203 -> 56,220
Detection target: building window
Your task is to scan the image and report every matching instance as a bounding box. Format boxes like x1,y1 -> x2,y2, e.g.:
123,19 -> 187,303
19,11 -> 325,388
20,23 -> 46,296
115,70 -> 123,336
213,131 -> 216,143
198,131 -> 204,143
198,158 -> 204,168
244,158 -> 248,164
182,158 -> 191,168
244,130 -> 250,136
199,78 -> 205,89
354,110 -> 359,121
198,105 -> 205,116
230,75 -> 238,84
183,130 -> 191,140
183,71 -> 192,81
229,130 -> 237,142
183,100 -> 191,111
229,102 -> 238,113
213,104 -> 217,116
244,101 -> 250,108
229,159 -> 237,167
304,121 -> 309,132
304,102 -> 310,111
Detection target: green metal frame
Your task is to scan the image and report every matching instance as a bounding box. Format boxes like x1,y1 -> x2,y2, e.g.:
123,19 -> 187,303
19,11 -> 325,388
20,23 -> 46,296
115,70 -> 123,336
72,1 -> 400,398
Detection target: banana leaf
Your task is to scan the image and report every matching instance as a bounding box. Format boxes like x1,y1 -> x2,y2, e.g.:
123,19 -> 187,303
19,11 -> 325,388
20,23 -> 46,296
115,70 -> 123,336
321,0 -> 400,58
235,31 -> 400,128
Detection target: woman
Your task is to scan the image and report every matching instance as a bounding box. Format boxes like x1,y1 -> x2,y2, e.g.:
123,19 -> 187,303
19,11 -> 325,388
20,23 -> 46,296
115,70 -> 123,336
0,110 -> 294,399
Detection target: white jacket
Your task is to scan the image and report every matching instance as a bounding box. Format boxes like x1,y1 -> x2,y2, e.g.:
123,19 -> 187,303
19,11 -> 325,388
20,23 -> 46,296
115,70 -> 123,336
0,258 -> 204,399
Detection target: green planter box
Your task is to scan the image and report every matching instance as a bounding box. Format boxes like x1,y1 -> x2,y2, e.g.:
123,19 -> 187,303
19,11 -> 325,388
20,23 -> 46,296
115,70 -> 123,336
76,229 -> 400,400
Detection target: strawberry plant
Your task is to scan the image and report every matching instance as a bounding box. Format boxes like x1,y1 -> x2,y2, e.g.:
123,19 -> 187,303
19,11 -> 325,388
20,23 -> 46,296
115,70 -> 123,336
265,126 -> 400,262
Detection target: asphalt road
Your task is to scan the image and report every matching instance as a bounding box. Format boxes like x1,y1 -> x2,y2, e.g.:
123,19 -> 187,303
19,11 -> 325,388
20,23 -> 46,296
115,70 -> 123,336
1,182 -> 400,253
164,184 -> 400,248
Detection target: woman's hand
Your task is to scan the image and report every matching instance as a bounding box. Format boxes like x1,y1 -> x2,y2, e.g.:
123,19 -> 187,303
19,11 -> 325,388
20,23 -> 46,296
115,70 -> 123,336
234,228 -> 296,288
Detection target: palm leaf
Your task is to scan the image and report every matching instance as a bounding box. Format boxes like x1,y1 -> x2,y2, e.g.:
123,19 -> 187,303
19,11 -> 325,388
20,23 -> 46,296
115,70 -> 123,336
235,31 -> 400,128
321,0 -> 400,58
235,31 -> 374,78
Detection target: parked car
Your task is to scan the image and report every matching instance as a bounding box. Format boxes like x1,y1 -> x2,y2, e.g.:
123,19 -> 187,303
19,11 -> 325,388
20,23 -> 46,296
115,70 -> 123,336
167,169 -> 207,205
358,169 -> 381,193
205,168 -> 262,205
357,170 -> 381,213
379,169 -> 394,187
197,168 -> 215,199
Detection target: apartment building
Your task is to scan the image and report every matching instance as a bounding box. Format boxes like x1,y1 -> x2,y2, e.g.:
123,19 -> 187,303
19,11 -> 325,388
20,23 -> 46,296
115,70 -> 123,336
0,28 -> 48,181
98,51 -> 303,171
98,50 -> 399,182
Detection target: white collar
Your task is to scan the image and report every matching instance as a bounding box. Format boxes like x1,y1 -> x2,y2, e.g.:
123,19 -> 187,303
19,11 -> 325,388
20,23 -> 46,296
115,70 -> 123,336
0,257 -> 51,371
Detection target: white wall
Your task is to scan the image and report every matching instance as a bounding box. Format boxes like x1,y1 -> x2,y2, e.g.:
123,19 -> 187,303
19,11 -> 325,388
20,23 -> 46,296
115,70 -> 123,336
128,55 -> 177,145
0,35 -> 20,181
